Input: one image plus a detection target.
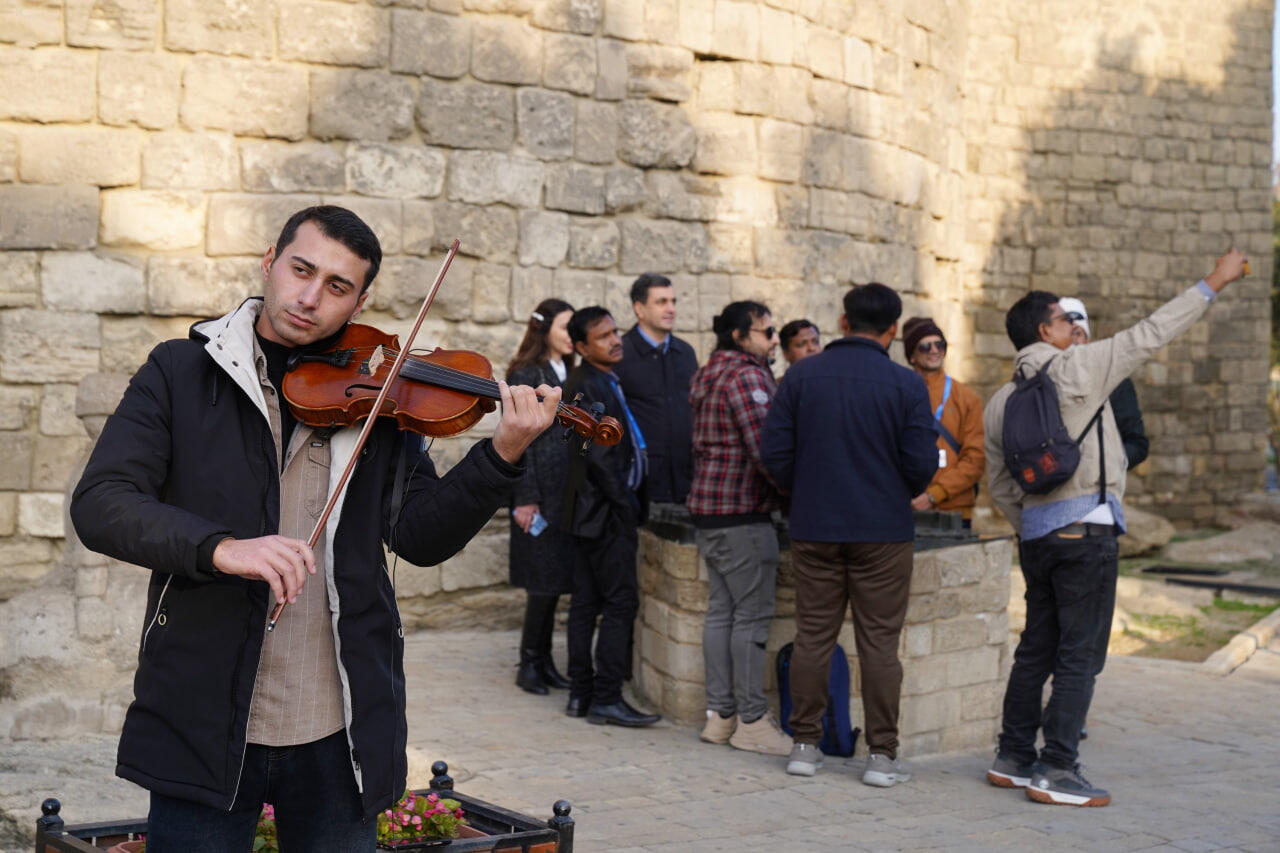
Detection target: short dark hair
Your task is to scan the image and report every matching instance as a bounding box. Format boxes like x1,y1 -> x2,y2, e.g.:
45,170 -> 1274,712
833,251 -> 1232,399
274,205 -> 382,291
1005,290 -> 1059,350
712,300 -> 769,352
630,273 -> 673,305
842,283 -> 901,335
779,319 -> 818,350
568,306 -> 613,345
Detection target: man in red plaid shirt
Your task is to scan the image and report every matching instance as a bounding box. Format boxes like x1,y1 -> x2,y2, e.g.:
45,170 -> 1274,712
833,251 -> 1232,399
687,300 -> 792,757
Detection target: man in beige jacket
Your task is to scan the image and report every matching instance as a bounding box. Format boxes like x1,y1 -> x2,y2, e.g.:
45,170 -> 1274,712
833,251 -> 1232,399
982,249 -> 1247,808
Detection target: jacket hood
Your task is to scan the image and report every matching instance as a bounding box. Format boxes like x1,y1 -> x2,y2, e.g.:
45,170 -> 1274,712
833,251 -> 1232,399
1012,341 -> 1066,377
689,349 -> 769,409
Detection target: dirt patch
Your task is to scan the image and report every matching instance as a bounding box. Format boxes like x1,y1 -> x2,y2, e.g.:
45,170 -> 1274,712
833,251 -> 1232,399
1116,599 -> 1278,663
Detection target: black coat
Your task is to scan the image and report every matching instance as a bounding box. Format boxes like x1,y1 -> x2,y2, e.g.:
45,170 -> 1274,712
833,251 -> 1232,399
69,301 -> 519,819
613,326 -> 698,503
1109,377 -> 1149,470
563,361 -> 647,539
507,362 -> 574,594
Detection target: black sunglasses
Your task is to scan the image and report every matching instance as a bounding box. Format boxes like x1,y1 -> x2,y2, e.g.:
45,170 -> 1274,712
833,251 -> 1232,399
752,326 -> 776,339
916,340 -> 946,353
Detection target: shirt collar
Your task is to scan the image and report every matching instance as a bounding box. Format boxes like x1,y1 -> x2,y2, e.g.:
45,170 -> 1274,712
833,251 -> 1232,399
634,325 -> 670,353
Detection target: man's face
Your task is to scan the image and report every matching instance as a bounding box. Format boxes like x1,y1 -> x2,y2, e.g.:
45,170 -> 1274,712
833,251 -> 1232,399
783,326 -> 821,365
909,334 -> 946,373
1069,323 -> 1089,346
257,220 -> 371,347
576,315 -> 623,368
738,313 -> 779,362
1038,303 -> 1076,351
634,285 -> 676,335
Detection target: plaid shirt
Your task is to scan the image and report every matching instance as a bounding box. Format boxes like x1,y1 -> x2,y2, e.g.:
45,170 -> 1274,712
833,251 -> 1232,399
687,349 -> 781,517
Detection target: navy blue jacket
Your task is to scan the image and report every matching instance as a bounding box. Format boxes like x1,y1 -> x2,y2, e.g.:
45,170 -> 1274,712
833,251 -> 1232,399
761,335 -> 938,543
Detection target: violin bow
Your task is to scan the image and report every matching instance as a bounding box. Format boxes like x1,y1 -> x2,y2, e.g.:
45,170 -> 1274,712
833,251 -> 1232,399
267,239 -> 461,632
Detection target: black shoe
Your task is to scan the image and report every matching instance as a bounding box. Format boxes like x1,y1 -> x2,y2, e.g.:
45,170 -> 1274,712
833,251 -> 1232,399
537,657 -> 572,690
565,696 -> 591,717
586,699 -> 661,728
516,660 -> 549,696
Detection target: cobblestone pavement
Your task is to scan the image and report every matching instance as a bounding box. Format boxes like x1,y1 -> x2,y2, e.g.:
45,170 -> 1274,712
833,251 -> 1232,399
3,628 -> 1278,852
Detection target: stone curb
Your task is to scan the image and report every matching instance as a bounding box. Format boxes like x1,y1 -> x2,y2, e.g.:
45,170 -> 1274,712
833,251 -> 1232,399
1200,606 -> 1280,676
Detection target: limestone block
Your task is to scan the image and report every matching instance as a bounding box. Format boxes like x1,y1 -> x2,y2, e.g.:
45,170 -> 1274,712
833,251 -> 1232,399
18,126 -> 140,188
758,119 -> 803,183
432,202 -> 517,262
900,692 -> 961,738
448,151 -> 545,208
0,386 -> 37,429
346,143 -> 446,199
910,555 -> 942,594
905,589 -> 959,624
532,0 -> 600,33
932,615 -> 989,653
1119,504 -> 1175,557
517,211 -> 569,267
545,164 -> 605,214
696,62 -> 734,113
278,1 -> 389,67
843,35 -> 872,89
803,129 -> 843,189
644,171 -> 718,221
99,52 -> 180,130
0,49 -> 95,122
42,252 -> 146,315
0,434 -> 32,488
378,254 -> 472,320
0,184 -> 99,251
602,0 -> 642,40
471,17 -> 542,85
705,223 -> 752,274
471,262 -> 511,323
390,9 -> 470,77
182,57 -> 308,140
944,645 -> 1001,689
678,0 -> 713,53
575,101 -> 618,165
772,66 -> 813,125
164,0 -> 274,57
517,89 -> 576,160
240,141 -> 345,193
568,219 -> 620,269
0,251 -> 39,308
691,112 -> 757,176
733,63 -> 771,117
0,309 -> 99,384
311,69 -> 414,142
904,623 -> 931,659
618,100 -> 695,168
552,268 -> 605,307
440,533 -> 506,590
418,79 -> 515,150
625,44 -> 692,102
99,190 -> 205,252
99,316 -> 194,373
319,195 -> 402,254
0,0 -> 62,46
809,78 -> 847,131
712,0 -> 757,61
934,541 -> 990,587
619,219 -> 703,274
0,128 -> 12,182
66,0 -> 156,48
206,193 -> 320,256
18,492 -> 62,538
0,491 -> 14,535
596,38 -> 628,101
76,597 -> 117,641
758,4 -> 793,65
403,200 -> 435,256
39,384 -> 86,438
33,433 -> 89,489
605,166 -> 647,212
510,265 -> 552,319
544,32 -> 597,95
899,655 -> 947,698
752,228 -> 807,278
141,132 -> 237,190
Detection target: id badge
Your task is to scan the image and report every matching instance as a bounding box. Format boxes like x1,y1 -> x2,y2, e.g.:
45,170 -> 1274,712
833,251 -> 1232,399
938,447 -> 948,468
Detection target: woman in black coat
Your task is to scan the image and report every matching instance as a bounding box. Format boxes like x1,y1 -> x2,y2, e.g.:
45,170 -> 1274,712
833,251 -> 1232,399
508,298 -> 578,694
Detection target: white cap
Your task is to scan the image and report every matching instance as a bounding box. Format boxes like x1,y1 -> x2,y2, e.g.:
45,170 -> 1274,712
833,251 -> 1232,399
1057,296 -> 1089,339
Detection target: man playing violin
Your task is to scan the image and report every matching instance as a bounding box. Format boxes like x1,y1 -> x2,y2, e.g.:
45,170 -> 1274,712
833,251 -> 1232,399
70,206 -> 562,852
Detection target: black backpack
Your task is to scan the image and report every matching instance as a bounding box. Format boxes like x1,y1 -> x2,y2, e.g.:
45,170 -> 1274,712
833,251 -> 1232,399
776,641 -> 860,757
1002,360 -> 1103,496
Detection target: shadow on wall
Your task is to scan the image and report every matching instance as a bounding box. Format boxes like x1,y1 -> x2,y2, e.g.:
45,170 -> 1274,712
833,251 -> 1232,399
968,5 -> 1273,521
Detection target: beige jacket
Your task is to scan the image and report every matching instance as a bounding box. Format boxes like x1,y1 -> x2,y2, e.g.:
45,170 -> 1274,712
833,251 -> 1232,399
983,285 -> 1214,534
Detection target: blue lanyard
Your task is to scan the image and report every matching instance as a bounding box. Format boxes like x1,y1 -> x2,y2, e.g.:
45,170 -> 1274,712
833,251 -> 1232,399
933,375 -> 951,421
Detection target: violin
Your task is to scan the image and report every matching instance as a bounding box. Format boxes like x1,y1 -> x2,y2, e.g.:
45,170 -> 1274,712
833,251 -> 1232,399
280,323 -> 623,446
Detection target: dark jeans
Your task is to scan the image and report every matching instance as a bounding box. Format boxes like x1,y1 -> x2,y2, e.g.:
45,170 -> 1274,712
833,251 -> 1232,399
998,531 -> 1118,770
568,523 -> 639,705
146,730 -> 373,853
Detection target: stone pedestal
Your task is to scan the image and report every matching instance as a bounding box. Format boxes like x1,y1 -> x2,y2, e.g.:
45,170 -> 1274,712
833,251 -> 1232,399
633,514 -> 1014,758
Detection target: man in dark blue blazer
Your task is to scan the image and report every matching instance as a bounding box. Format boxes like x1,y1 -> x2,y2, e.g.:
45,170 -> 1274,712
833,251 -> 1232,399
761,283 -> 937,785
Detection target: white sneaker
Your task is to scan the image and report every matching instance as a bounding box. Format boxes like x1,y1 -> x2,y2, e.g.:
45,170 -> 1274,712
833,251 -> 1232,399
729,713 -> 793,756
862,752 -> 911,787
786,742 -> 823,776
700,710 -> 735,744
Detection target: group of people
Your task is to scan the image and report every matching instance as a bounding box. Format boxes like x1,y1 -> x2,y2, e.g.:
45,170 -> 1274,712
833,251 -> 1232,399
67,202 -> 1246,851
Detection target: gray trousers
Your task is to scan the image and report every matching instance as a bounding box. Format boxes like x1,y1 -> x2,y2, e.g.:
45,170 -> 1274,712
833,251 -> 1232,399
697,522 -> 779,722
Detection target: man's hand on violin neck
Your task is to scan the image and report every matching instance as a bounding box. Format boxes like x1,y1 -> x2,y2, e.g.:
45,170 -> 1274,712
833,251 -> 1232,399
492,381 -> 562,464
212,535 -> 316,605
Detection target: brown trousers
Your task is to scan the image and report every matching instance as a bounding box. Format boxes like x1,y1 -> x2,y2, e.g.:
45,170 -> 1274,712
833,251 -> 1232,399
788,540 -> 914,757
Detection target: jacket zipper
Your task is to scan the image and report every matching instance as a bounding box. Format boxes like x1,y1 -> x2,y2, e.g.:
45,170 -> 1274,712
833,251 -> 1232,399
141,576 -> 173,651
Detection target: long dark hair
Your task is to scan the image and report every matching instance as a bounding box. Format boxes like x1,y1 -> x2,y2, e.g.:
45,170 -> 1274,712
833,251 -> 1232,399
712,300 -> 769,352
507,298 -> 576,379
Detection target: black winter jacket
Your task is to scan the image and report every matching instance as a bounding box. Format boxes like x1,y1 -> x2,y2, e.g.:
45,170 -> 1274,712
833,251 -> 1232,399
1109,377 -> 1149,470
70,300 -> 519,818
613,327 -> 697,503
562,362 -> 647,539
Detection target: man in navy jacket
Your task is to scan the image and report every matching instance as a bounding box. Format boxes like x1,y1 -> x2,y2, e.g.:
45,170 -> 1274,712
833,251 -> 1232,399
761,283 -> 937,785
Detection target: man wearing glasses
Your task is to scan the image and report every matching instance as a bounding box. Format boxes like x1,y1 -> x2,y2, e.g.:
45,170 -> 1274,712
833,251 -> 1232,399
901,317 -> 985,527
983,250 -> 1247,807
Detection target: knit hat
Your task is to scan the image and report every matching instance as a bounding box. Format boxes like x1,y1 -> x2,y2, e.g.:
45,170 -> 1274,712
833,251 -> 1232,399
1057,297 -> 1089,339
902,316 -> 946,360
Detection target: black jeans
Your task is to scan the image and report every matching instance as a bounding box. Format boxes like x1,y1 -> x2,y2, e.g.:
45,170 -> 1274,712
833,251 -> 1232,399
998,531 -> 1118,770
146,729 -> 374,852
567,523 -> 639,705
